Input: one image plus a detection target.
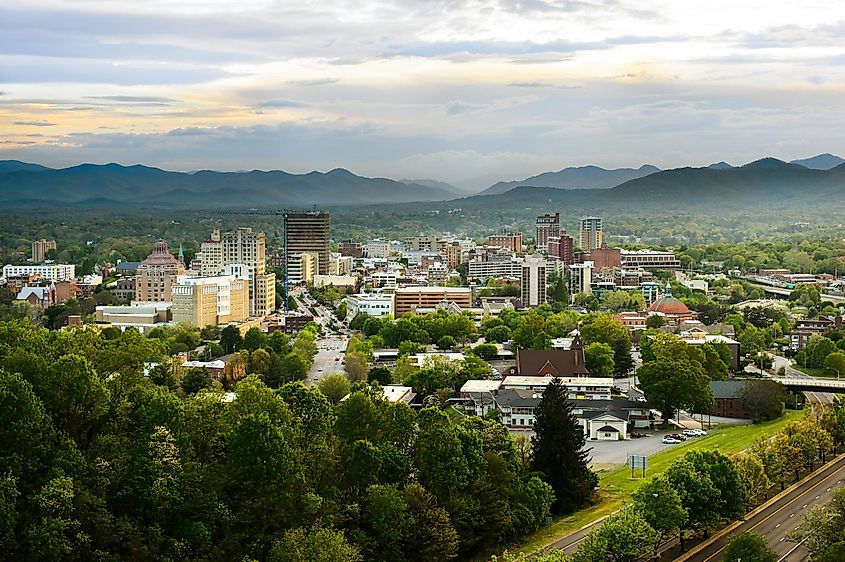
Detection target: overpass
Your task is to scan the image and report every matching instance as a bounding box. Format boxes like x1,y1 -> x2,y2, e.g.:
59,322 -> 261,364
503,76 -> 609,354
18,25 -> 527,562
767,375 -> 845,393
747,282 -> 845,304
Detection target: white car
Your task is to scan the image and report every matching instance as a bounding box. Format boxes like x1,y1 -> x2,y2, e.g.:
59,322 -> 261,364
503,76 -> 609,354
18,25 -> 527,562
682,429 -> 698,437
662,436 -> 681,444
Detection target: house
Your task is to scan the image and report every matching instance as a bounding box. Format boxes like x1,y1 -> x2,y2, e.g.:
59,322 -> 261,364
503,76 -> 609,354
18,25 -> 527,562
458,379 -> 502,416
584,412 -> 628,441
16,285 -> 55,308
709,380 -> 751,419
789,316 -> 842,351
503,335 -> 589,378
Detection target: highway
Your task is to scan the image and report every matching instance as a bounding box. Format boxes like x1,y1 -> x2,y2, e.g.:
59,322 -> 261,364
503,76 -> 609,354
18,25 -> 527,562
769,355 -> 837,404
677,453 -> 845,562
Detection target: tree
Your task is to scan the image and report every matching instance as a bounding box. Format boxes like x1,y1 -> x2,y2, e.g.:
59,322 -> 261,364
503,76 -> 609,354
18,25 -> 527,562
180,367 -> 213,394
437,335 -> 456,350
367,366 -> 392,386
219,324 -> 242,354
318,374 -> 350,404
403,483 -> 459,562
243,327 -> 268,351
645,314 -> 665,329
666,458 -> 721,549
249,348 -> 272,376
571,511 -> 657,562
470,343 -> 498,359
685,450 -> 746,519
269,526 -> 363,562
200,325 -> 220,340
344,351 -> 369,383
824,351 -> 845,377
735,454 -> 770,509
531,378 -> 596,513
580,315 -> 634,374
815,542 -> 845,562
221,352 -> 249,389
485,325 -> 512,344
723,531 -> 777,562
637,355 -> 713,425
632,474 -> 685,548
584,342 -> 615,377
739,380 -> 786,422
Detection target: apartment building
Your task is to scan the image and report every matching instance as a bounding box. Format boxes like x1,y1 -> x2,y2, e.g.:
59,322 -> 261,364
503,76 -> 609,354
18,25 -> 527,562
579,216 -> 603,251
547,233 -> 574,265
467,255 -> 523,281
172,275 -> 249,327
488,233 -> 523,254
535,213 -> 561,252
31,239 -> 57,263
393,286 -> 472,317
222,227 -> 275,316
2,263 -> 75,282
521,255 -> 548,308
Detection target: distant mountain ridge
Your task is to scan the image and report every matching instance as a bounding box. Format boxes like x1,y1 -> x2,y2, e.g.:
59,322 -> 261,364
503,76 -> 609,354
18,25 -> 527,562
601,158 -> 845,207
0,161 -> 456,208
478,164 -> 661,195
790,153 -> 845,170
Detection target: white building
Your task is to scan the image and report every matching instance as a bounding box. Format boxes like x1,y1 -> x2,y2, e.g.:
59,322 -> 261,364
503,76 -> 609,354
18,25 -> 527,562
365,240 -> 391,258
467,256 -> 524,281
287,252 -> 316,285
521,255 -> 548,308
569,261 -> 594,297
620,249 -> 681,269
500,376 -> 613,400
345,293 -> 394,320
3,263 -> 75,281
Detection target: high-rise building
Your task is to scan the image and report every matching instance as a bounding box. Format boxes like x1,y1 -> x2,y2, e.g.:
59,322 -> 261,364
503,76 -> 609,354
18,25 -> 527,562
199,229 -> 223,276
441,242 -> 462,269
579,216 -> 603,250
222,227 -> 275,317
135,240 -> 186,302
404,235 -> 439,252
31,239 -> 56,263
569,261 -> 594,298
547,232 -> 575,265
535,213 -> 561,252
171,275 -> 249,327
288,253 -> 317,285
284,210 -> 330,275
521,255 -> 548,308
488,233 -> 523,254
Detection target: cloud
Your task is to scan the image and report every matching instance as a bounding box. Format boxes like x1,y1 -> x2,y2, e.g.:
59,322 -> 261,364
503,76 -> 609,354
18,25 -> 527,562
445,101 -> 488,115
84,96 -> 179,104
14,121 -> 55,126
256,99 -> 308,108
285,78 -> 339,87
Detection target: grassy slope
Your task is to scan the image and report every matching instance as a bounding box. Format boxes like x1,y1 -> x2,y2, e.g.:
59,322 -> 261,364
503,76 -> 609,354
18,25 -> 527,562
508,411 -> 802,556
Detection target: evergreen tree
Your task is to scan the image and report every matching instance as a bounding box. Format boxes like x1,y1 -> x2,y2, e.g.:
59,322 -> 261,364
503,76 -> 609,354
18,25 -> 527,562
531,378 -> 596,513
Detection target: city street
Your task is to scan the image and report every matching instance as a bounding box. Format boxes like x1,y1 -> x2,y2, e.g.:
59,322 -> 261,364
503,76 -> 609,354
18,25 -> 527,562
291,288 -> 350,386
769,354 -> 836,405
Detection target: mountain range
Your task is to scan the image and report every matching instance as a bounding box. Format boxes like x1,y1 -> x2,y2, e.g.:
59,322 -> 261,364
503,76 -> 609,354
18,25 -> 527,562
478,164 -> 661,195
0,162 -> 456,208
1,154 -> 844,210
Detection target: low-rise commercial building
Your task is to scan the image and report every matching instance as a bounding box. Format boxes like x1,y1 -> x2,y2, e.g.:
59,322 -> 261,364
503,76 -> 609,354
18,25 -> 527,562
620,249 -> 681,269
2,263 -> 75,281
393,286 -> 472,317
171,275 -> 249,327
95,303 -> 172,334
345,293 -> 394,320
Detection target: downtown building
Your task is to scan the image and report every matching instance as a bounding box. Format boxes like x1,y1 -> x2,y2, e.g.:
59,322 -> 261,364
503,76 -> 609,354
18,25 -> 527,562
535,213 -> 561,252
547,232 -> 575,265
488,233 -> 523,254
222,227 -> 276,317
284,210 -> 331,275
579,216 -> 603,250
135,240 -> 185,302
31,239 -> 56,263
2,263 -> 75,282
521,255 -> 548,308
171,275 -> 249,327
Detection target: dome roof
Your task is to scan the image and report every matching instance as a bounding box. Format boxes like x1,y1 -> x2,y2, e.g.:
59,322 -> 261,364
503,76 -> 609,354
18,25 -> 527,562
649,294 -> 691,315
139,240 -> 183,268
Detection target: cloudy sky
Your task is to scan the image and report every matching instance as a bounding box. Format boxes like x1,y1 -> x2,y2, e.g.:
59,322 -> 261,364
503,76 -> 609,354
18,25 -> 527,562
2,1 -> 844,188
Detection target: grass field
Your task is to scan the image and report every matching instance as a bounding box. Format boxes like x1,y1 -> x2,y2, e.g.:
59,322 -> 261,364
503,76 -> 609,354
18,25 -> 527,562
795,365 -> 835,378
507,410 -> 803,556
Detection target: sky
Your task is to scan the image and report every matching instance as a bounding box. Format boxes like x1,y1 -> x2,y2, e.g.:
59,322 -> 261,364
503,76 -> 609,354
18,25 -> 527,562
2,1 -> 845,188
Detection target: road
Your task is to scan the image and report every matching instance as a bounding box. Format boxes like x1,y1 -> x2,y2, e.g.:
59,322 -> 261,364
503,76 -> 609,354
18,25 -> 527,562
678,453 -> 845,562
292,289 -> 350,386
769,354 -> 836,405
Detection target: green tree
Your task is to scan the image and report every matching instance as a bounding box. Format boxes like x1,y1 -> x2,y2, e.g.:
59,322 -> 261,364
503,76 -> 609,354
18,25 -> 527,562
470,343 -> 498,359
824,351 -> 845,377
571,511 -> 657,562
180,367 -> 213,394
722,531 -> 777,562
318,373 -> 350,404
735,454 -> 770,509
219,324 -> 243,354
645,314 -> 665,329
368,366 -> 392,385
739,380 -> 786,422
403,483 -> 459,562
666,458 -> 721,549
243,327 -> 269,351
437,335 -> 456,350
632,474 -> 685,548
584,342 -> 615,377
638,355 -> 712,424
485,325 -> 513,344
344,351 -> 369,383
269,526 -> 363,562
531,378 -> 596,513
580,315 -> 634,374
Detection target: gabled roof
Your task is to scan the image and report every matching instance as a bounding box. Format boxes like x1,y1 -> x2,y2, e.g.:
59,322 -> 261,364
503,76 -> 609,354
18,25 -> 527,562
596,425 -> 620,432
710,380 -> 746,399
515,347 -> 589,377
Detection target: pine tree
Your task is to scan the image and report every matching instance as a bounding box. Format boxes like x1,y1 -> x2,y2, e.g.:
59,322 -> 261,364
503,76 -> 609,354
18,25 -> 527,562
531,378 -> 597,513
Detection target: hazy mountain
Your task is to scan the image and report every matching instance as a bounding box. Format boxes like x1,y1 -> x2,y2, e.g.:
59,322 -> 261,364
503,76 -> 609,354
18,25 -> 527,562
478,164 -> 661,195
790,153 -> 845,170
0,161 -> 456,208
0,160 -> 51,174
602,158 -> 845,208
399,178 -> 468,194
707,161 -> 734,170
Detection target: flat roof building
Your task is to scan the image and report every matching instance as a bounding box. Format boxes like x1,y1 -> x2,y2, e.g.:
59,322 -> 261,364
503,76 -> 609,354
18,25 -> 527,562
393,286 -> 472,317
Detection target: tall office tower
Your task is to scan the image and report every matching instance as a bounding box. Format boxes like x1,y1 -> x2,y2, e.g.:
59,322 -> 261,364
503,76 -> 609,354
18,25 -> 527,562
31,239 -> 57,263
569,261 -> 594,298
547,232 -> 575,265
521,255 -> 548,308
284,210 -> 330,275
199,229 -> 223,276
579,216 -> 603,250
535,213 -> 561,252
222,227 -> 275,316
135,240 -> 186,302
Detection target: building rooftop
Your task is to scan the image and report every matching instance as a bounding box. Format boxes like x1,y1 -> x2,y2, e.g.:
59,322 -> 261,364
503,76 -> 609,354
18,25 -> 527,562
460,379 -> 503,393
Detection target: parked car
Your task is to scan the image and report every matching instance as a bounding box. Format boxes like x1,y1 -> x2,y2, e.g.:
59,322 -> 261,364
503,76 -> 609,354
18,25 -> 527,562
682,429 -> 699,437
668,433 -> 687,441
662,436 -> 681,444
691,429 -> 707,436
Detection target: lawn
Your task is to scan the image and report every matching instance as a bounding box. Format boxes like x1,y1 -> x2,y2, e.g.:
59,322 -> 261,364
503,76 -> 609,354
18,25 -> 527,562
794,365 -> 836,378
505,410 -> 802,557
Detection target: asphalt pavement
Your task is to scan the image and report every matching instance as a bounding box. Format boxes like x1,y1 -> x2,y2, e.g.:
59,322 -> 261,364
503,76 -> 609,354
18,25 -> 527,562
769,354 -> 836,405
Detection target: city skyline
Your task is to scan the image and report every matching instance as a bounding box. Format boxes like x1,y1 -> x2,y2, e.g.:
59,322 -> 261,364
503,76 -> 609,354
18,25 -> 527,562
2,1 -> 845,187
